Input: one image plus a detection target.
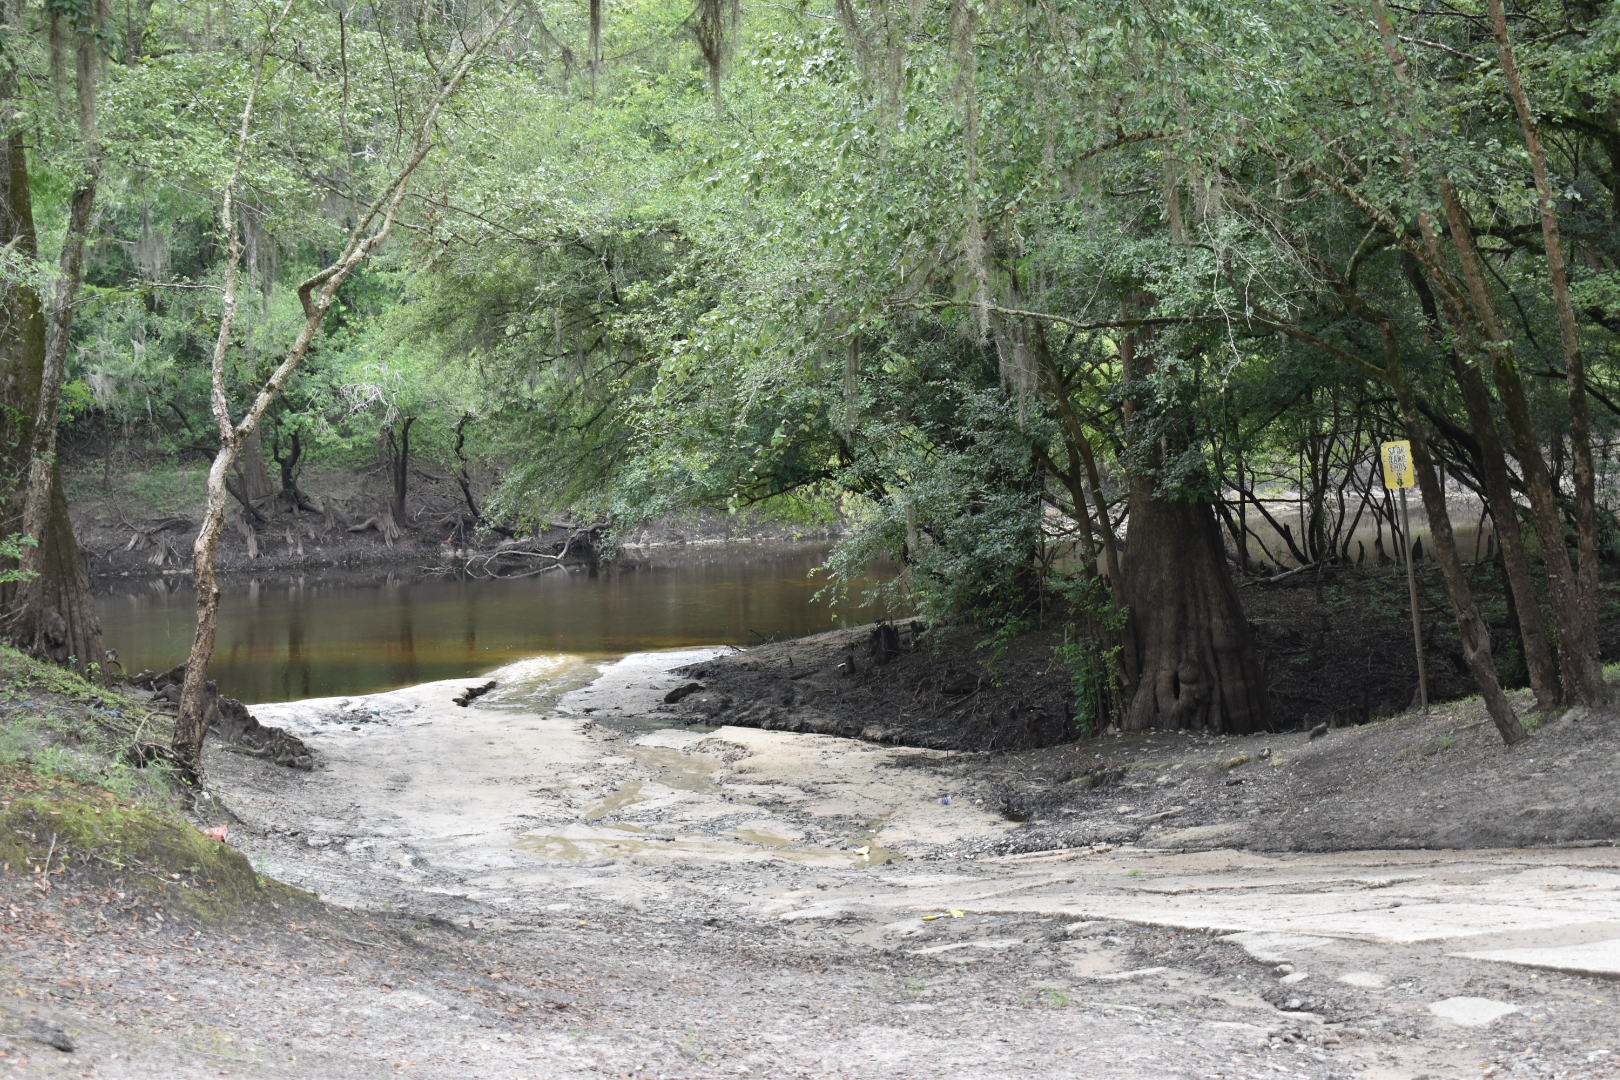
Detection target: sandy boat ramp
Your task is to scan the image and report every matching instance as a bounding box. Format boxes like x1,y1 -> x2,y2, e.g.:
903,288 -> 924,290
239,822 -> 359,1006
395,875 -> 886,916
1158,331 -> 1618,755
196,649 -> 1620,1080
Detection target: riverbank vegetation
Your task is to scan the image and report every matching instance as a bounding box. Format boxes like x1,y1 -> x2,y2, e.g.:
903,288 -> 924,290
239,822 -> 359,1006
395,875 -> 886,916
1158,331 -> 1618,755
0,643 -> 301,918
5,0 -> 1620,756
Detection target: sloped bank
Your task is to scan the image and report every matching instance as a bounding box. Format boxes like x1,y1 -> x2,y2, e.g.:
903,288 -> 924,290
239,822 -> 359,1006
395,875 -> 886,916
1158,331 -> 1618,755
661,625 -> 1620,853
663,559 -> 1620,748
672,622 -> 1079,752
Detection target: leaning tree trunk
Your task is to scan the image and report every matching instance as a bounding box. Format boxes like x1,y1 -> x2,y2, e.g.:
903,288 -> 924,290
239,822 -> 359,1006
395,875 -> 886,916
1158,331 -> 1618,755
1490,0 -> 1608,704
0,128 -> 104,671
1404,236 -> 1561,710
1371,314 -> 1526,745
1391,372 -> 1524,744
172,450 -> 236,784
169,1 -> 513,784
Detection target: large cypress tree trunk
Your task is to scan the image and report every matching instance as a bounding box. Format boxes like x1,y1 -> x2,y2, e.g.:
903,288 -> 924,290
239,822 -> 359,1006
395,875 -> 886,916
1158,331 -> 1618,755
10,473 -> 104,667
0,130 -> 104,671
1117,300 -> 1269,734
234,430 -> 276,506
1122,488 -> 1270,733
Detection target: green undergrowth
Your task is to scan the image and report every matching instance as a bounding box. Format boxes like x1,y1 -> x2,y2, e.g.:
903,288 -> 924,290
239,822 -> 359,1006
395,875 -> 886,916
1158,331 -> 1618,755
0,646 -> 311,922
0,643 -> 173,794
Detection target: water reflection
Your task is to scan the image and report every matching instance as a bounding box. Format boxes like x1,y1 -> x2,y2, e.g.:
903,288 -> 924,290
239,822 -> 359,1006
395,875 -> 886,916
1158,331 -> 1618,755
96,544 -> 894,704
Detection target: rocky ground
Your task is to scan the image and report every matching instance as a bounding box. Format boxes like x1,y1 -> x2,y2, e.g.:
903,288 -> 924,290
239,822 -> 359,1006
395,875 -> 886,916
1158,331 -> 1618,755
4,641 -> 1618,1079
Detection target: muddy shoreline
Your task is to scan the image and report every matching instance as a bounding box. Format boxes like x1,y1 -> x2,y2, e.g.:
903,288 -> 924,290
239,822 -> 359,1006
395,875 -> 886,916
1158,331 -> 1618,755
73,484 -> 842,581
585,630 -> 1620,854
213,651 -> 1620,1077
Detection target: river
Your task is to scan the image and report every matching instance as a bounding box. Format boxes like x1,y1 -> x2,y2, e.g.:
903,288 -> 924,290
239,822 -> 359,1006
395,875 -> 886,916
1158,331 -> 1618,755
94,543 -> 895,704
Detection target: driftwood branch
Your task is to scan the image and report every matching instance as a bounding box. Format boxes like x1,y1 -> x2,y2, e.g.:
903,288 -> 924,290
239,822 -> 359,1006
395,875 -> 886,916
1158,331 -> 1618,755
454,524 -> 605,579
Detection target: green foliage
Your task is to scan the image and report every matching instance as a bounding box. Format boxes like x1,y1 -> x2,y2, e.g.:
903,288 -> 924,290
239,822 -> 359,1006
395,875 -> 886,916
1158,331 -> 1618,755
18,0 -> 1619,678
118,465 -> 207,518
1050,574 -> 1128,739
0,535 -> 39,586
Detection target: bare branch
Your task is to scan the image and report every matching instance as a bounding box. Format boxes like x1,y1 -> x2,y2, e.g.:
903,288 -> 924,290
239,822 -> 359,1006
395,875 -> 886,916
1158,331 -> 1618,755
888,297 -> 1227,335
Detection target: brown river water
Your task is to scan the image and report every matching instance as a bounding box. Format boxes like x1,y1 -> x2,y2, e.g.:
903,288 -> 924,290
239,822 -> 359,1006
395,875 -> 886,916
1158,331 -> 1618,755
94,543 -> 894,704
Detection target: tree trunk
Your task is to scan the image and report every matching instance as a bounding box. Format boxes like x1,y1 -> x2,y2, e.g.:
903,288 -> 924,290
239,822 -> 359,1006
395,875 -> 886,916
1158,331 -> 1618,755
1374,319 -> 1525,744
234,428 -> 276,505
1365,2 -> 1587,707
270,426 -> 317,512
1438,334 -> 1561,710
385,415 -> 414,524
1122,491 -> 1270,733
1401,245 -> 1560,708
452,411 -> 481,527
1034,329 -> 1124,603
172,451 -> 235,784
8,470 -> 104,669
0,128 -> 104,672
1455,217 -> 1603,705
1488,0 -> 1609,704
1392,377 -> 1524,744
588,0 -> 602,95
1118,297 -> 1269,734
168,0 -> 512,783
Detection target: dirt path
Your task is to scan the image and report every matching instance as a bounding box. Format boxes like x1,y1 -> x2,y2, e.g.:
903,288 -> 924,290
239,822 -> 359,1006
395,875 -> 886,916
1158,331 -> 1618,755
5,650 -> 1618,1079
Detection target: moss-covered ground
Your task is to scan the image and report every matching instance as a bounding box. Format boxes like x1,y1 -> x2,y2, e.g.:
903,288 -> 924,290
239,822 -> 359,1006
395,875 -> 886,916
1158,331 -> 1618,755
0,645 -> 308,922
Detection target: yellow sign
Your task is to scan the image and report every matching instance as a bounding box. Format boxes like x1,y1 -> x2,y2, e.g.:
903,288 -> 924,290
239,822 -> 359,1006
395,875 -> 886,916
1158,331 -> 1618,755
1380,440 -> 1415,490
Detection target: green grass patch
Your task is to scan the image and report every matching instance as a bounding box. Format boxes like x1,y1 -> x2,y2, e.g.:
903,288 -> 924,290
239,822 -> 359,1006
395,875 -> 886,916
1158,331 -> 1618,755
1,644 -> 174,785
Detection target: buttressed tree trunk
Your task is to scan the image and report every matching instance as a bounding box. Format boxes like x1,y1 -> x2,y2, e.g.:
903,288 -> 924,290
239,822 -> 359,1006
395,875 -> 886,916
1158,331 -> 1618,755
0,129 -> 104,670
1122,485 -> 1270,734
235,429 -> 276,506
1118,305 -> 1269,735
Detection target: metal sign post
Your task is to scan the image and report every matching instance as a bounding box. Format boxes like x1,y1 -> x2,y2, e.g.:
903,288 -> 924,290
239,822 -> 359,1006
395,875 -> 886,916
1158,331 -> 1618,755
1380,440 -> 1428,712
